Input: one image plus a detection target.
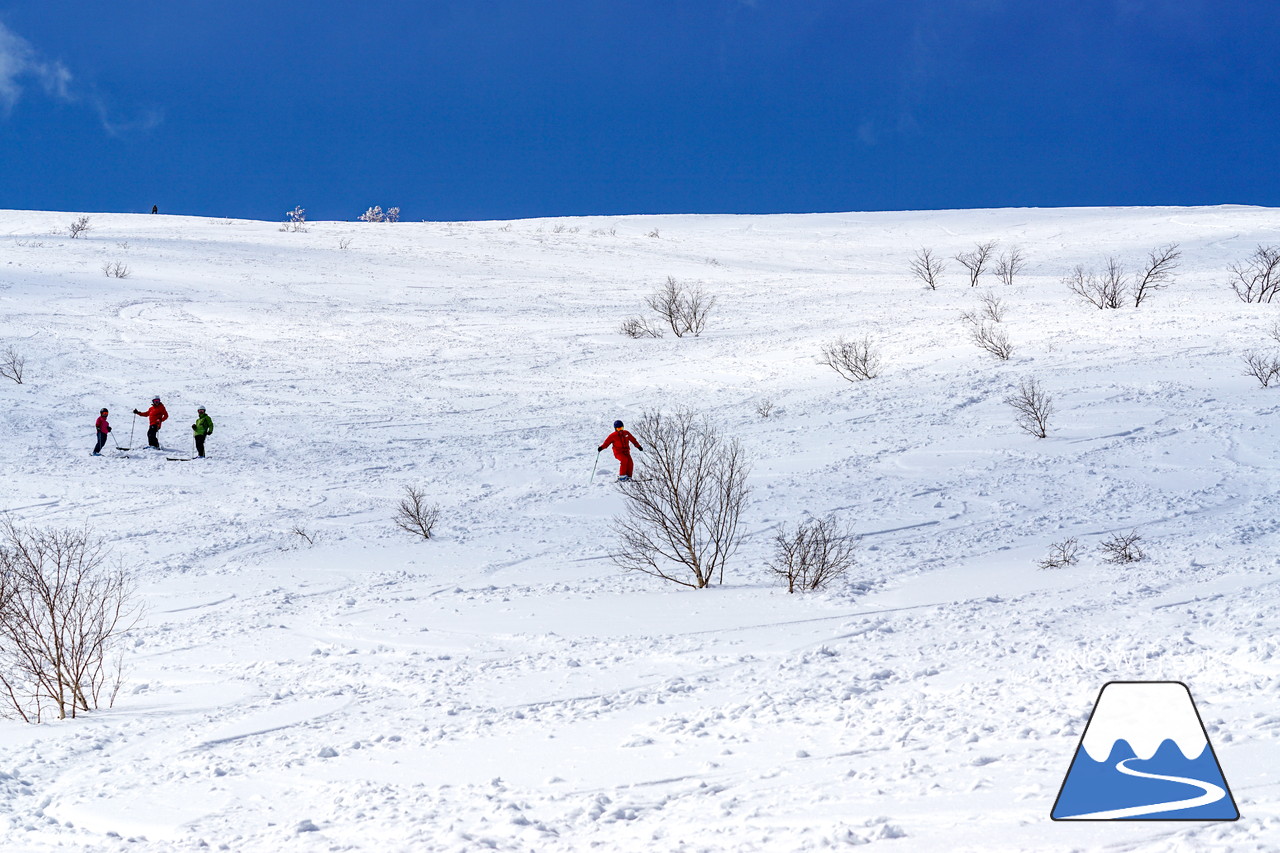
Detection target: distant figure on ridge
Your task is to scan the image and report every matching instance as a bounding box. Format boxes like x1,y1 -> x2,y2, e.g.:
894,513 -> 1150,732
151,205 -> 158,214
598,419 -> 643,482
133,396 -> 169,448
93,408 -> 111,456
191,405 -> 213,458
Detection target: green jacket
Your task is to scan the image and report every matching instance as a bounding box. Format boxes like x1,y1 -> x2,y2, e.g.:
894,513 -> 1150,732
192,413 -> 214,436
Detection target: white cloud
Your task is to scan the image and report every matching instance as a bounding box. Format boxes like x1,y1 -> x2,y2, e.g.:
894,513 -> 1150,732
0,21 -> 73,112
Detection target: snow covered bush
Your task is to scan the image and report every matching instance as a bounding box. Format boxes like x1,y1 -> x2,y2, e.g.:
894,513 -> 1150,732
394,486 -> 440,540
610,410 -> 750,589
1228,245 -> 1280,303
970,321 -> 1014,361
359,206 -> 399,223
755,399 -> 776,418
67,216 -> 91,239
281,206 -> 308,233
0,345 -> 24,384
955,241 -> 997,287
101,260 -> 130,279
993,247 -> 1026,286
385,207 -> 400,223
620,315 -> 663,339
767,516 -> 857,593
1100,530 -> 1145,564
1242,350 -> 1280,387
646,277 -> 715,338
0,520 -> 137,722
1038,538 -> 1080,570
819,335 -> 881,382
908,247 -> 946,290
1004,377 -> 1053,438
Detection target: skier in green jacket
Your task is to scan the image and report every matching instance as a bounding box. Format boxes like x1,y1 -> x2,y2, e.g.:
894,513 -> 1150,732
192,406 -> 214,458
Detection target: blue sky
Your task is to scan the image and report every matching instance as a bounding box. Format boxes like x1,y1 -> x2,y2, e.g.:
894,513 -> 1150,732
1,1 -> 1277,221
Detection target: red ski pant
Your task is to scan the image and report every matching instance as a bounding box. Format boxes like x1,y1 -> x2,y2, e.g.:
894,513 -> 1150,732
614,452 -> 634,478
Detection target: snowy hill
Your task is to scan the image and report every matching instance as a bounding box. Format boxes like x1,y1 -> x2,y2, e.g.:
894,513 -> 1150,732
2,206 -> 1279,850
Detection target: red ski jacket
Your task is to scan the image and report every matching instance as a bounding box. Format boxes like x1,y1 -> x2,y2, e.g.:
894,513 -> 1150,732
599,429 -> 643,458
138,403 -> 168,426
95,415 -> 110,434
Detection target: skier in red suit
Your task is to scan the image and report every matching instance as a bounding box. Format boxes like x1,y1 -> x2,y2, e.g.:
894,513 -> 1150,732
599,420 -> 644,481
133,396 -> 169,449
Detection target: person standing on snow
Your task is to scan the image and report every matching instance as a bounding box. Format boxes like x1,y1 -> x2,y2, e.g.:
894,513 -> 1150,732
598,419 -> 644,482
133,396 -> 169,448
191,406 -> 213,458
93,408 -> 111,456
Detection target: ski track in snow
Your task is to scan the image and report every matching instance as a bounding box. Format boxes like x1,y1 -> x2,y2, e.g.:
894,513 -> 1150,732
2,207 -> 1280,850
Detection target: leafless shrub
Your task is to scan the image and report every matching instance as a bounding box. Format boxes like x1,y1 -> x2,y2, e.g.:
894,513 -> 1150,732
1066,258 -> 1127,309
955,241 -> 998,287
961,290 -> 1007,326
551,224 -> 567,234
0,519 -> 138,722
1099,529 -> 1145,564
1131,244 -> 1181,307
1269,320 -> 1280,346
394,486 -> 440,540
498,223 -> 513,233
290,526 -> 317,547
819,336 -> 882,382
115,241 -> 130,250
755,399 -> 776,418
992,247 -> 1026,286
1004,377 -> 1053,438
1038,538 -> 1080,570
280,206 -> 308,233
620,315 -> 664,339
1229,246 -> 1280,303
970,321 -> 1014,360
338,238 -> 352,250
610,410 -> 750,589
909,248 -> 946,290
705,257 -> 721,266
647,228 -> 660,238
1242,350 -> 1280,387
646,277 -> 715,337
767,516 -> 857,593
101,261 -> 131,279
68,216 -> 92,239
1,346 -> 25,384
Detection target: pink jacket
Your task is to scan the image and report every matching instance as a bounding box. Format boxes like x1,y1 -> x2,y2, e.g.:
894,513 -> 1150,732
96,415 -> 110,434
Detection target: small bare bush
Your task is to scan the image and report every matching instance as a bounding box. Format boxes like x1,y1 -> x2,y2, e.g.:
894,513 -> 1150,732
1242,350 -> 1280,387
1131,244 -> 1181,307
909,248 -> 946,290
101,261 -> 131,279
961,290 -> 1007,325
647,228 -> 660,238
1038,538 -> 1080,570
993,247 -> 1026,286
0,520 -> 138,722
611,410 -> 750,589
1,346 -> 25,384
338,238 -> 352,250
290,526 -> 317,547
1005,377 -> 1053,438
1229,246 -> 1280,303
1100,530 -> 1145,564
1067,258 -> 1127,309
646,277 -> 715,338
68,216 -> 92,239
955,241 -> 997,287
970,321 -> 1014,360
819,336 -> 882,382
755,399 -> 776,418
394,486 -> 440,540
620,316 -> 664,339
768,516 -> 857,593
280,206 -> 308,233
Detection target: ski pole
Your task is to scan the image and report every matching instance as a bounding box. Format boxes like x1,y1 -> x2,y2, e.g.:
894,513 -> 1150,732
589,449 -> 601,484
128,416 -> 136,449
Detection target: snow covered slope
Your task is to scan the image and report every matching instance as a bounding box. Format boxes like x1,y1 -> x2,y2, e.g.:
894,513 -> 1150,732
2,206 -> 1279,850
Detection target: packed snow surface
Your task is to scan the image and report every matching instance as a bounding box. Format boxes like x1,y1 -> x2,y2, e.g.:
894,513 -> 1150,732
2,206 -> 1280,851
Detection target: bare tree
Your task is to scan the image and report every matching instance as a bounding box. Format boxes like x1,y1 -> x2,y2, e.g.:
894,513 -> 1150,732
1038,538 -> 1080,570
909,248 -> 946,290
646,277 -> 715,338
819,336 -> 882,382
955,241 -> 997,287
1242,350 -> 1280,387
67,216 -> 92,239
0,346 -> 24,384
1004,377 -> 1053,438
754,399 -> 776,418
767,516 -> 858,593
393,486 -> 440,540
992,247 -> 1026,286
290,526 -> 317,547
1066,258 -> 1127,309
610,410 -> 750,589
620,316 -> 664,338
1100,530 -> 1145,564
0,520 -> 137,722
1131,244 -> 1181,307
1228,246 -> 1280,303
101,261 -> 131,279
961,290 -> 1007,325
970,321 -> 1014,361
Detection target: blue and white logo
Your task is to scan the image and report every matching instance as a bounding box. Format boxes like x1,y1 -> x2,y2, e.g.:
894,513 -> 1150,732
1051,681 -> 1239,821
